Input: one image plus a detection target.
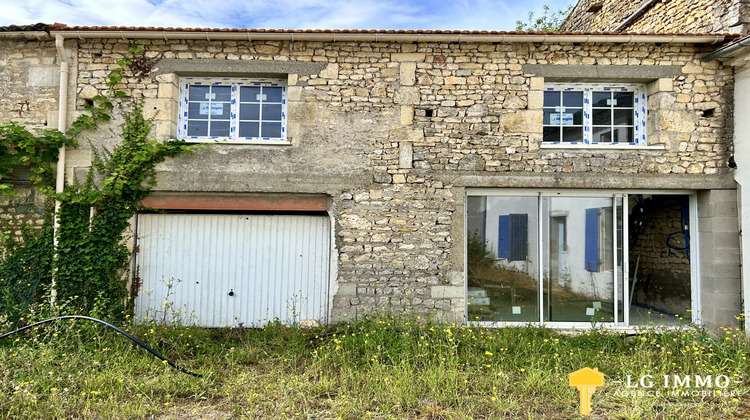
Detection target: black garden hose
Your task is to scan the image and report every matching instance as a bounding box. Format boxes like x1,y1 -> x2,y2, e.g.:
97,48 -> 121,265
0,315 -> 202,378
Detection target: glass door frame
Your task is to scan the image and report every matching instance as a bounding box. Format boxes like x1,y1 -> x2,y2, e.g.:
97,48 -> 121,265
464,188 -> 700,329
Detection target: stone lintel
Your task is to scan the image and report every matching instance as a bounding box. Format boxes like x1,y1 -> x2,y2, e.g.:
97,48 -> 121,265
522,64 -> 683,82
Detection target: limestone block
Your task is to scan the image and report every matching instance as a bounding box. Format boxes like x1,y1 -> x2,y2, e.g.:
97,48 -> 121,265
467,104 -> 488,116
340,214 -> 371,230
319,63 -> 339,79
503,95 -> 526,109
446,271 -> 464,285
392,53 -> 426,62
373,172 -> 392,183
142,98 -> 174,120
399,143 -> 413,169
402,43 -> 417,53
395,87 -> 419,105
153,121 -> 176,138
401,106 -> 414,125
389,126 -> 424,143
529,77 -> 544,91
155,73 -> 177,84
287,86 -> 303,101
46,111 -> 59,129
498,110 -> 542,133
682,62 -> 703,74
65,148 -> 93,173
288,102 -> 317,123
28,67 -> 59,87
527,90 -> 543,109
79,85 -> 99,100
646,78 -> 674,95
255,44 -> 281,55
400,62 -> 416,86
657,110 -> 696,133
337,283 -> 358,296
431,286 -> 463,299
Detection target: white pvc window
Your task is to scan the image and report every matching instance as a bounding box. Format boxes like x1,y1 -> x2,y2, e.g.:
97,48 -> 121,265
543,83 -> 647,145
178,77 -> 287,143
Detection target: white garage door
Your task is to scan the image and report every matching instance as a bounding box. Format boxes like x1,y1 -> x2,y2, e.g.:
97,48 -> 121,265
134,213 -> 330,327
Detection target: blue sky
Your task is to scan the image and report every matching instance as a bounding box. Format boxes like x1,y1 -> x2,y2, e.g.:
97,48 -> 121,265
1,0 -> 576,31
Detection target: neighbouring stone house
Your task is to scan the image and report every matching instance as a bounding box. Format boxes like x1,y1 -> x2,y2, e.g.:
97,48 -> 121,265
0,23 -> 744,330
562,0 -> 750,33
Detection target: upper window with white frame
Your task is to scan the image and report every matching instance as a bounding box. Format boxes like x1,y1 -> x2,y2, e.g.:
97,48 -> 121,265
178,77 -> 287,143
542,83 -> 646,146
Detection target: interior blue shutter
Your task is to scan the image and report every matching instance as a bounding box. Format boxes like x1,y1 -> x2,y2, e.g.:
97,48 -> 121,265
498,215 -> 510,259
509,214 -> 528,262
585,208 -> 600,271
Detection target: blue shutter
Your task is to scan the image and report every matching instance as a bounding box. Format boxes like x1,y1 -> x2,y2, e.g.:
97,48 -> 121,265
498,215 -> 509,259
585,208 -> 600,271
509,214 -> 528,262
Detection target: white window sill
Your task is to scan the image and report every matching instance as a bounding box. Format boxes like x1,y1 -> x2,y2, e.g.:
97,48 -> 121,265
182,138 -> 291,146
540,143 -> 666,150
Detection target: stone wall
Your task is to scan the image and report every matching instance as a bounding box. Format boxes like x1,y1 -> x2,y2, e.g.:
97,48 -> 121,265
55,36 -> 738,323
562,0 -> 750,34
0,36 -> 59,239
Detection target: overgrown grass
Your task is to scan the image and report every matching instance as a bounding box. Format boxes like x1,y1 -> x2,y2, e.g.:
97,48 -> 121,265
1,313 -> 749,419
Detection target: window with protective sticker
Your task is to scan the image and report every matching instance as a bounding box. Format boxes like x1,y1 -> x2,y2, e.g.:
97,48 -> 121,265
178,77 -> 287,143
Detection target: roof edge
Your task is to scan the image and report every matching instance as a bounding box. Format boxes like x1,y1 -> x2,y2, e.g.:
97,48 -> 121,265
47,29 -> 735,44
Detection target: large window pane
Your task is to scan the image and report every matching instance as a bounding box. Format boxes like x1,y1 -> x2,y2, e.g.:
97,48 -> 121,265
209,121 -> 230,137
261,122 -> 282,138
592,109 -> 611,125
592,91 -> 610,107
467,196 -> 539,322
187,120 -> 208,137
613,109 -> 634,126
240,86 -> 262,103
542,197 -> 616,323
262,104 -> 283,121
592,127 -> 612,143
563,91 -> 583,107
544,91 -> 560,107
613,127 -> 634,143
212,86 -> 231,102
240,104 -> 260,120
187,102 -> 208,120
562,127 -> 583,142
613,92 -> 634,108
264,87 -> 283,102
188,85 -> 210,101
543,127 -> 560,142
239,122 -> 259,137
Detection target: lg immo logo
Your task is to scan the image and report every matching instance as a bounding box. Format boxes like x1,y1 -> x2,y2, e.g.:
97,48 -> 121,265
569,368 -> 604,415
569,368 -> 744,415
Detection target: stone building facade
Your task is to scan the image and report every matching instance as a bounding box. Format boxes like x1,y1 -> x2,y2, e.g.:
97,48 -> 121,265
0,27 -> 60,238
562,0 -> 750,34
0,25 -> 744,329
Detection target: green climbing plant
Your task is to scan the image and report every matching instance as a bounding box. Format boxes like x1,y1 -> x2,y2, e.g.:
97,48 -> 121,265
0,44 -> 193,321
54,99 -> 191,318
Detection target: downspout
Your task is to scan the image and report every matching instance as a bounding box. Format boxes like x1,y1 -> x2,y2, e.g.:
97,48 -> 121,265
52,33 -> 69,305
614,0 -> 661,32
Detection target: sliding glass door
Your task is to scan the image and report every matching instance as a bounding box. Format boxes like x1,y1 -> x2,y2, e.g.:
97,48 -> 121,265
466,191 -> 627,326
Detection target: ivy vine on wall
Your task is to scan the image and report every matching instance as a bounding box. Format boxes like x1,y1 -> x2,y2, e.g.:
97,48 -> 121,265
0,45 -> 193,322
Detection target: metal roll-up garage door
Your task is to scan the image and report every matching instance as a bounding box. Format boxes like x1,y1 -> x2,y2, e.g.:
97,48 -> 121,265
134,213 -> 330,327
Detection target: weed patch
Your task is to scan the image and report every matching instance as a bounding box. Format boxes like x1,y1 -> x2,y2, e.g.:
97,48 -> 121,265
0,315 -> 748,418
